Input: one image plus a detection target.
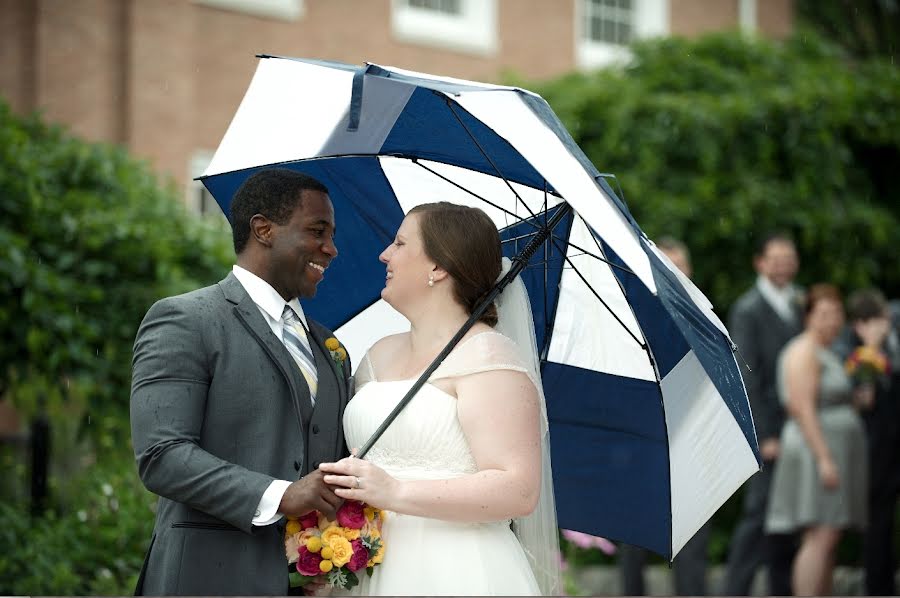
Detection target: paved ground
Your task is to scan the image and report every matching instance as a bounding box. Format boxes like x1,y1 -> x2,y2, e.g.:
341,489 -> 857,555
569,564 -> 900,596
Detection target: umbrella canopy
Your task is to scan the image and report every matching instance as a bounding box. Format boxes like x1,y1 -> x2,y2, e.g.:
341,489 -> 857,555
200,56 -> 761,559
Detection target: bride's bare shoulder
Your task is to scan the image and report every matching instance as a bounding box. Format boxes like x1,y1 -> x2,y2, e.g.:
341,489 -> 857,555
366,332 -> 409,361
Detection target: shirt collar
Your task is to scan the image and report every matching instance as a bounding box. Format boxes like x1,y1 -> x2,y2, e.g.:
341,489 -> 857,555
232,265 -> 308,328
756,275 -> 797,320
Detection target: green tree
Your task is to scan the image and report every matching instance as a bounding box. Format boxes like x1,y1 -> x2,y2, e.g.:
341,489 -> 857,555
0,101 -> 233,449
797,0 -> 900,61
529,32 -> 900,310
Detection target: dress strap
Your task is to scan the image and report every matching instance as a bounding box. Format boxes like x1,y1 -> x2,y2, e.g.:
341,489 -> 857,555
430,331 -> 533,382
355,351 -> 377,390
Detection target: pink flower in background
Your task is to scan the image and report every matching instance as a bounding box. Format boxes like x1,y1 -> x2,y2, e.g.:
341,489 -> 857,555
562,529 -> 617,555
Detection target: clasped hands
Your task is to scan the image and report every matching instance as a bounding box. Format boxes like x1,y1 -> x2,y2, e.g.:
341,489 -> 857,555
278,452 -> 397,519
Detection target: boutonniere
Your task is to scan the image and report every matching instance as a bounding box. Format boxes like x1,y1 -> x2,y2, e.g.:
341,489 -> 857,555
324,337 -> 348,373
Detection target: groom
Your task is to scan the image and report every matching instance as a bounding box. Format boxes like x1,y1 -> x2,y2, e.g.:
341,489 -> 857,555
130,168 -> 351,595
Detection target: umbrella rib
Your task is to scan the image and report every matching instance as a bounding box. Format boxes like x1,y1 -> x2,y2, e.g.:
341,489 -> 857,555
412,157 -> 635,276
412,160 -> 544,232
542,182 -> 550,346
548,235 -> 646,349
443,98 -> 540,224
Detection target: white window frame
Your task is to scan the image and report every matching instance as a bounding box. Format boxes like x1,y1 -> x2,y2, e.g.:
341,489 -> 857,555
187,150 -> 225,219
391,0 -> 498,56
193,0 -> 304,21
575,0 -> 669,69
739,0 -> 757,33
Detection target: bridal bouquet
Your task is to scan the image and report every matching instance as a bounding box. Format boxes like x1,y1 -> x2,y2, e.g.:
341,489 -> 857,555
285,500 -> 386,590
845,345 -> 890,385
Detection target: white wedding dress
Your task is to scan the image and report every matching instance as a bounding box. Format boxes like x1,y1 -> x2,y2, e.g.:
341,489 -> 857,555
342,331 -> 543,596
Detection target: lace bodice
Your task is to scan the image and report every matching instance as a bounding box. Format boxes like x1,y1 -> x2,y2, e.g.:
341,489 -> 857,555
342,331 -> 534,480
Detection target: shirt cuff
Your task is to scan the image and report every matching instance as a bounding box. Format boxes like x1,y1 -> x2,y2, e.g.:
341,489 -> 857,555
252,479 -> 292,526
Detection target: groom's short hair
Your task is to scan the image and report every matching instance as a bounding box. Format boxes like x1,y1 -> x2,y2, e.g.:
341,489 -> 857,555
230,168 -> 329,254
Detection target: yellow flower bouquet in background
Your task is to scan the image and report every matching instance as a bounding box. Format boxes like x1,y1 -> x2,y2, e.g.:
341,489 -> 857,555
845,345 -> 890,385
285,500 -> 385,590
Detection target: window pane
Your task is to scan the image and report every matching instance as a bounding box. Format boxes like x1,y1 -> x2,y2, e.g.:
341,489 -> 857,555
583,0 -> 632,45
407,0 -> 461,14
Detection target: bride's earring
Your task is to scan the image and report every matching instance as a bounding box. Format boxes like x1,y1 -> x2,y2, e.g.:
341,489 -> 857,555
428,274 -> 434,287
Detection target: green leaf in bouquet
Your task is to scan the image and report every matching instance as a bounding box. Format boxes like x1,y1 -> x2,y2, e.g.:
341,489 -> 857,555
367,566 -> 375,577
326,568 -> 349,588
344,570 -> 360,589
362,534 -> 382,553
289,571 -> 312,588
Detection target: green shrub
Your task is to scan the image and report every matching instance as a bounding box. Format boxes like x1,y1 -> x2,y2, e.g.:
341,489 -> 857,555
0,455 -> 155,595
528,32 -> 900,309
0,101 -> 233,449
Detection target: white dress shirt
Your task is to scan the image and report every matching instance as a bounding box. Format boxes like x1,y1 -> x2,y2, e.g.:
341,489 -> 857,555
756,275 -> 799,325
232,265 -> 310,527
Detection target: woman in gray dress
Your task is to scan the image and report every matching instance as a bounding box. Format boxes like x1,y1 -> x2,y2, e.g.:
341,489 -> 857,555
765,284 -> 867,596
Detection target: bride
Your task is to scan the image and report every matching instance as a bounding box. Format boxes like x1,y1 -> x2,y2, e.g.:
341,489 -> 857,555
319,202 -> 561,595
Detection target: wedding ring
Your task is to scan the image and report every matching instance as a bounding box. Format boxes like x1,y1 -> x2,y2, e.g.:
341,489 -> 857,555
354,476 -> 361,489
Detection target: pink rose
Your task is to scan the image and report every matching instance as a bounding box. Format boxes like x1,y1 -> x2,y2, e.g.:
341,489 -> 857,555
298,511 -> 319,530
336,500 -> 366,529
347,539 -> 369,572
296,546 -> 323,576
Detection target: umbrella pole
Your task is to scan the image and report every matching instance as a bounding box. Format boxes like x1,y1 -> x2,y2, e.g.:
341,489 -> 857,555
356,202 -> 572,459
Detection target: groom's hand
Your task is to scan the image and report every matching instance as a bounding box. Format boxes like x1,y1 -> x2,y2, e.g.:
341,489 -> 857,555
279,469 -> 341,520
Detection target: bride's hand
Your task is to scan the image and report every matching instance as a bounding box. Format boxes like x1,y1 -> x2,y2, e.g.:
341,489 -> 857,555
319,455 -> 400,510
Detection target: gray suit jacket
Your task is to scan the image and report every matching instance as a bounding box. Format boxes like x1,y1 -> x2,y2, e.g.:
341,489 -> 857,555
728,285 -> 803,445
130,273 -> 350,596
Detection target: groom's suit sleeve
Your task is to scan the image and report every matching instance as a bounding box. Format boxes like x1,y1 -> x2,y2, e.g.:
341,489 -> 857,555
130,296 -> 275,534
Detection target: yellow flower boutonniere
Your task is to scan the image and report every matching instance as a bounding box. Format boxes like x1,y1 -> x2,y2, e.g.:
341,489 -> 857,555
325,337 -> 347,373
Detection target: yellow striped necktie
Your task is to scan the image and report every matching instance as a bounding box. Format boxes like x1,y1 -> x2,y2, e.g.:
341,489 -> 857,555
281,306 -> 317,404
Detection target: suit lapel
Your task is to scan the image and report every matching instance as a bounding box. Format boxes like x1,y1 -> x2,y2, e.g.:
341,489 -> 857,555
305,323 -> 347,415
753,288 -> 802,341
220,274 -> 315,426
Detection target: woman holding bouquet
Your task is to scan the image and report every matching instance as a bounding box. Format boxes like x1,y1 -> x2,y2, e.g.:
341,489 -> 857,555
842,289 -> 898,596
319,203 -> 560,596
765,284 -> 867,596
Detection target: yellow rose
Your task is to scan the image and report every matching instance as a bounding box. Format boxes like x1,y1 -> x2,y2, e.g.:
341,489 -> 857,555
306,536 -> 322,553
285,520 -> 302,535
327,536 -> 354,568
336,347 -> 347,361
371,543 -> 385,564
320,546 -> 334,560
321,526 -> 345,545
363,507 -> 376,521
342,528 -> 360,541
319,560 -> 333,573
325,338 -> 340,351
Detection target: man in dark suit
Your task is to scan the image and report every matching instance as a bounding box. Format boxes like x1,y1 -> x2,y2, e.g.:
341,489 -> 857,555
722,233 -> 802,596
130,169 -> 351,595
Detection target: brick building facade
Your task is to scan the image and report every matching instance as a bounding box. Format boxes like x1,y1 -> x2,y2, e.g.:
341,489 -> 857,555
0,0 -> 792,209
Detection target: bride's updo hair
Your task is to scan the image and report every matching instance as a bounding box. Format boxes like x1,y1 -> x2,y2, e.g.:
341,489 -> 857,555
408,202 -> 502,327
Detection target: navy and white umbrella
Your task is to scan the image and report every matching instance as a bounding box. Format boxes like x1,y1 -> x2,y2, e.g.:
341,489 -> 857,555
200,56 -> 761,559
